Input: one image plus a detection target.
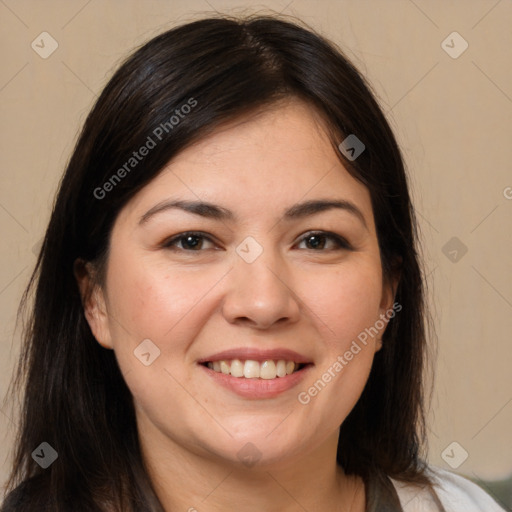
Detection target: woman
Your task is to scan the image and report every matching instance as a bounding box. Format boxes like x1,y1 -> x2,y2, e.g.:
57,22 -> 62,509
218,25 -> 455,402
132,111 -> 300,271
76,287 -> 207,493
1,13 -> 506,512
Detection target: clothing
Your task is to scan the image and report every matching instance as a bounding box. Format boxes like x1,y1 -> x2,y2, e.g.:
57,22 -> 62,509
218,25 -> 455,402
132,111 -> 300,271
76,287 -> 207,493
388,466 -> 508,512
2,465 -> 508,511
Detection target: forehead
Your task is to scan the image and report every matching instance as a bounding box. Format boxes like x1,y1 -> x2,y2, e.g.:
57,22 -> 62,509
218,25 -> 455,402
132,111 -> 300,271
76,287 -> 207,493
173,99 -> 340,174
118,99 -> 375,231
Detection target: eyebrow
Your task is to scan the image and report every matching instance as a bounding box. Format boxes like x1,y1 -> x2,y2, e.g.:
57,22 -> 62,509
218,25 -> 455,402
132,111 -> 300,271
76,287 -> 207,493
138,198 -> 368,230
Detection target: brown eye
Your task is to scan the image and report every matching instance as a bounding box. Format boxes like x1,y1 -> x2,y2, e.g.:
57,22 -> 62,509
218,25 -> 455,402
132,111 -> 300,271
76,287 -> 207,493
297,231 -> 351,251
163,232 -> 215,251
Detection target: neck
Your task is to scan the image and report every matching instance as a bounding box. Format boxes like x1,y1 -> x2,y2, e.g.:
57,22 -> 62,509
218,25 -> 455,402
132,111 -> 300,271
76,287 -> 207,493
138,418 -> 365,512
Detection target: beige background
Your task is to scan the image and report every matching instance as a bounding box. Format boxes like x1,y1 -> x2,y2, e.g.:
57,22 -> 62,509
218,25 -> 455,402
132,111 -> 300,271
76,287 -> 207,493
1,0 -> 511,498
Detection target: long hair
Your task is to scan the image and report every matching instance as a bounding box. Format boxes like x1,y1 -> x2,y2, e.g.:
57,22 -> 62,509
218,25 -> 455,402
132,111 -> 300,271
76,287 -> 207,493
2,13 -> 436,510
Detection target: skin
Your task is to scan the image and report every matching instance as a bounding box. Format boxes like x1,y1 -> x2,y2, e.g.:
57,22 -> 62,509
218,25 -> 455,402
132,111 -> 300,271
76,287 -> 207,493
76,98 -> 398,512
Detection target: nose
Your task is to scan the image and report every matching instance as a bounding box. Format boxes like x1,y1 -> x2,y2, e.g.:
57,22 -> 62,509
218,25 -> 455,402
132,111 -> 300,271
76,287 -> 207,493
221,246 -> 301,330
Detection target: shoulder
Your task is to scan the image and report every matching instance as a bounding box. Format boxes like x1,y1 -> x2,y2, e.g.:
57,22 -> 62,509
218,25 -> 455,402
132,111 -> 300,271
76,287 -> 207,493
1,476 -> 53,511
1,481 -> 30,511
389,465 -> 507,512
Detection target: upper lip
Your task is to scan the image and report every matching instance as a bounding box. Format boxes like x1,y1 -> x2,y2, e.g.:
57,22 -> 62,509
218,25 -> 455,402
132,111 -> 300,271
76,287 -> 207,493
197,347 -> 312,364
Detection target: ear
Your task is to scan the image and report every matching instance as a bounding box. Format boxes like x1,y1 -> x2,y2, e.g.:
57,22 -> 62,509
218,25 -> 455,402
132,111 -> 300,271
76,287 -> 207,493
73,258 -> 113,350
375,260 -> 402,352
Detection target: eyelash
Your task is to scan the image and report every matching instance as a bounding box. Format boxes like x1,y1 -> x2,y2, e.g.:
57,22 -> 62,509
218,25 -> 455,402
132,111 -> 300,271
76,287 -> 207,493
161,230 -> 352,253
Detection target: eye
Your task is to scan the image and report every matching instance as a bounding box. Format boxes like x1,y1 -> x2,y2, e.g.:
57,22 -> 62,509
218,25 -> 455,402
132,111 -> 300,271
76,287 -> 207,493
162,231 -> 216,251
161,230 -> 352,253
295,231 -> 352,251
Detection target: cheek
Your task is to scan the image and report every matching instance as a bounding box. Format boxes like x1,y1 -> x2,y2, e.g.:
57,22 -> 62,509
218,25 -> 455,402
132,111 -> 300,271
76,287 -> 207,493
105,253 -> 209,343
103,257 -> 210,407
295,259 -> 384,423
308,258 -> 384,349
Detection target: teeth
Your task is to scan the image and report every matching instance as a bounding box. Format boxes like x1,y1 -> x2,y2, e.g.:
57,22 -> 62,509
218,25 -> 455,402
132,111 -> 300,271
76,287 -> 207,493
260,360 -> 276,380
276,360 -> 287,378
206,359 -> 301,379
230,359 -> 244,377
244,360 -> 260,378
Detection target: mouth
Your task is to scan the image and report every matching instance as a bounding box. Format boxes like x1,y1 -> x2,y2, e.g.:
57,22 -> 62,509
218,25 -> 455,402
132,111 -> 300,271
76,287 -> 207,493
197,347 -> 313,398
198,356 -> 313,399
200,359 -> 310,379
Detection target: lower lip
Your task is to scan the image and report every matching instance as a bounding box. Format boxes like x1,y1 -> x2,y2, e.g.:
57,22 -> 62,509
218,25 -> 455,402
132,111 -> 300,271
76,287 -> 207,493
198,364 -> 313,399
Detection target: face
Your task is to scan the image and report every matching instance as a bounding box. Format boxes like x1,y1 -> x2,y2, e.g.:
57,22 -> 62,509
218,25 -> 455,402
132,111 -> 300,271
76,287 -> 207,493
79,99 -> 397,471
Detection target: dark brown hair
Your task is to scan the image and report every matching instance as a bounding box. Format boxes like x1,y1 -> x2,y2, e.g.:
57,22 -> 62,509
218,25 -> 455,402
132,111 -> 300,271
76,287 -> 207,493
2,13 -> 437,511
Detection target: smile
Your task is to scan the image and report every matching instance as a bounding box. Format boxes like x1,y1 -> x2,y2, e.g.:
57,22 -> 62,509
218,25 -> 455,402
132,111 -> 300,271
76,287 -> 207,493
199,360 -> 313,399
202,359 -> 306,379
